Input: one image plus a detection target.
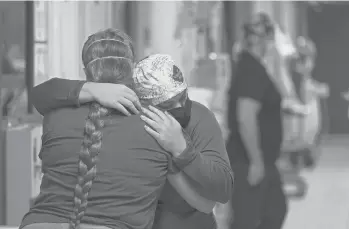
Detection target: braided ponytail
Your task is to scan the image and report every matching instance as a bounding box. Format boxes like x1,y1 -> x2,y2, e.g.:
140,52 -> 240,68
70,103 -> 108,229
69,29 -> 134,229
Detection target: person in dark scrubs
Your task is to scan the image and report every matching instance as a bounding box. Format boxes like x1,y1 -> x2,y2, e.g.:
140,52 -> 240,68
225,13 -> 287,229
28,40 -> 233,229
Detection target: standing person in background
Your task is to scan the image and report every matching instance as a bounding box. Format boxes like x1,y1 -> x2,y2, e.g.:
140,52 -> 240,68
225,12 -> 287,229
291,36 -> 329,168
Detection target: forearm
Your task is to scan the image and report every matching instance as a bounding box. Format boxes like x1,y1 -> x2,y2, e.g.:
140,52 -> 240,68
309,80 -> 329,97
78,82 -> 98,104
314,85 -> 329,97
29,78 -> 86,115
179,150 -> 233,203
238,117 -> 263,163
167,172 -> 215,214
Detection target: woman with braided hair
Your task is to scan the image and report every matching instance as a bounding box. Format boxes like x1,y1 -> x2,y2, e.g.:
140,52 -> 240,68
68,28 -> 135,229
20,29 -> 217,229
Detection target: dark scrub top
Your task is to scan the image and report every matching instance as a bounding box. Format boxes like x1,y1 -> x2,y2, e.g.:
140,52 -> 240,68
21,106 -> 172,229
22,78 -> 234,229
227,51 -> 283,165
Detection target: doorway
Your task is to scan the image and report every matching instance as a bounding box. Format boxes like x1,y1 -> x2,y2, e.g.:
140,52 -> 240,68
308,3 -> 349,134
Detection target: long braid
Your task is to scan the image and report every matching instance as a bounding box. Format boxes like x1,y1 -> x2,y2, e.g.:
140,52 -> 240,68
70,103 -> 108,229
69,28 -> 134,229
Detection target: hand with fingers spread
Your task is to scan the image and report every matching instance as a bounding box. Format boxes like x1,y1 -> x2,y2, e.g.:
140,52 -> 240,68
84,82 -> 142,116
140,105 -> 187,157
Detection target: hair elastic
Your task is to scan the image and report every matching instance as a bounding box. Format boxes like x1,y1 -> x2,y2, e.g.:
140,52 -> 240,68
86,56 -> 133,67
85,39 -> 130,53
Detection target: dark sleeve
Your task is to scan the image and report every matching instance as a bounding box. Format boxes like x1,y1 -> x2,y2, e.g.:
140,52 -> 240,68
29,78 -> 86,115
235,63 -> 268,102
171,111 -> 234,203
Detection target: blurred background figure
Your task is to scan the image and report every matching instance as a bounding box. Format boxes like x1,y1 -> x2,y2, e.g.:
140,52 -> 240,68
0,1 -> 349,229
225,12 -> 287,229
292,36 -> 329,167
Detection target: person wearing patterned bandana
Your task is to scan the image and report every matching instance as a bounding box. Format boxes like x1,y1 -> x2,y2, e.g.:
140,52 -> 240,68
21,29 -> 233,229
132,54 -> 192,129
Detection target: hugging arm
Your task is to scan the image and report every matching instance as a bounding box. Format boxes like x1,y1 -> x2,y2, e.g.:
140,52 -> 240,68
30,78 -> 87,115
167,172 -> 215,214
30,78 -> 141,116
172,111 -> 234,204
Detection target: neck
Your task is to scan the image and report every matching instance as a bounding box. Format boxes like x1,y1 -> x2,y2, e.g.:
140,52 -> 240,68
247,47 -> 265,63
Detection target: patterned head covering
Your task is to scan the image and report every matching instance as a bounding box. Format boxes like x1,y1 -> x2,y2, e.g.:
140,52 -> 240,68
133,54 -> 187,106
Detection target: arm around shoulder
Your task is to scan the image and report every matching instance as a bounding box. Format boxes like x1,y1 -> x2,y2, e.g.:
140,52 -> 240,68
29,78 -> 86,115
172,108 -> 234,203
167,172 -> 215,214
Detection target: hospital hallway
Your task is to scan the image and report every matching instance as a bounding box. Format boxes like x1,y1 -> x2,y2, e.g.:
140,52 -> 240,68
282,136 -> 349,229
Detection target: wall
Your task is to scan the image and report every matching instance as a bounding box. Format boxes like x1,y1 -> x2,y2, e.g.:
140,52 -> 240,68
45,1 -> 301,82
0,2 -> 26,58
47,1 -> 113,81
149,1 -> 182,66
123,1 -> 152,61
280,2 -> 297,39
0,2 -> 26,224
308,4 -> 349,134
47,2 -> 78,80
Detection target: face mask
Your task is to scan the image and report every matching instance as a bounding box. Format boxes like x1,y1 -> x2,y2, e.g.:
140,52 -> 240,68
167,99 -> 192,128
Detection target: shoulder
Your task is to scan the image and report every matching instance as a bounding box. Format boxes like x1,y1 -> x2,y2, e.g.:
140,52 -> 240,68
105,114 -> 168,152
44,106 -> 89,128
188,101 -> 221,133
187,101 -> 225,150
191,101 -> 214,120
41,107 -> 89,155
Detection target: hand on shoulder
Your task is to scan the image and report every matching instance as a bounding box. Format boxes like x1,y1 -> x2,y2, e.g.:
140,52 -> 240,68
83,82 -> 142,116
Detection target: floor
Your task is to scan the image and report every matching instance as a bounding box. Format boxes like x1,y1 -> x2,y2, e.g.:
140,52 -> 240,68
283,136 -> 349,229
